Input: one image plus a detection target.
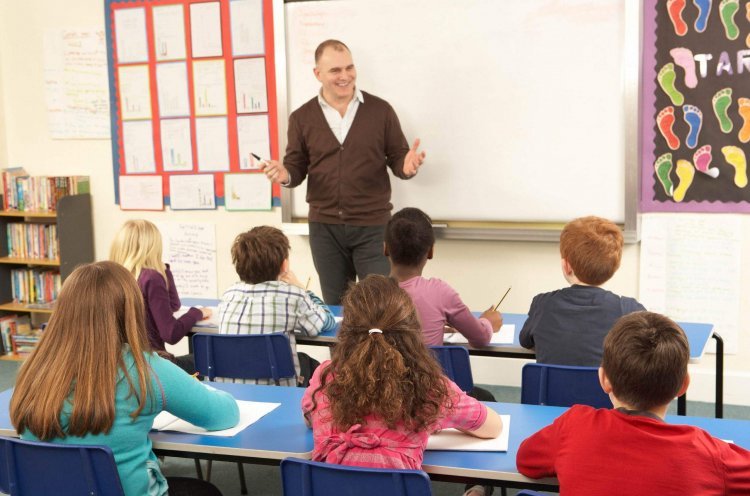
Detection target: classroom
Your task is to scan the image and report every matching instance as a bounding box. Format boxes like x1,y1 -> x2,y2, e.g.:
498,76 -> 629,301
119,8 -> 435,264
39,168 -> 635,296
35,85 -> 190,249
1,0 -> 750,494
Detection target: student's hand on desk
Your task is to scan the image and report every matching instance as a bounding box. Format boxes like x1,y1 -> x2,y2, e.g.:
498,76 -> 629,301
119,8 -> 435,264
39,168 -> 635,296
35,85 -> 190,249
443,325 -> 458,334
261,160 -> 290,184
403,138 -> 426,177
200,307 -> 213,320
280,269 -> 304,289
480,307 -> 503,332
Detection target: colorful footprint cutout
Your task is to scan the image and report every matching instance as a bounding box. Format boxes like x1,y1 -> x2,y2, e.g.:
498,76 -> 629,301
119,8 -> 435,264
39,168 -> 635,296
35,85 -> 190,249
658,63 -> 685,105
720,0 -> 740,40
670,48 -> 697,88
694,145 -> 719,177
722,145 -> 748,187
693,0 -> 712,32
668,0 -> 689,36
738,97 -> 750,143
673,160 -> 695,202
712,88 -> 733,133
654,153 -> 675,196
657,106 -> 681,150
683,105 -> 703,148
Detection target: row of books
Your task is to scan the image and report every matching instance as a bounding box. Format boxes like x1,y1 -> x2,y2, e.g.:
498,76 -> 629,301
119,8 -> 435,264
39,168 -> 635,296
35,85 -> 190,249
0,314 -> 40,356
10,268 -> 60,305
6,223 -> 58,260
2,168 -> 90,212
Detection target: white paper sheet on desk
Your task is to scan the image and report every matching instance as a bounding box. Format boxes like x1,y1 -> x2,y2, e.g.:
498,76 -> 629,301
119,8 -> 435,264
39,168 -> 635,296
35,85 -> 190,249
334,316 -> 343,324
176,306 -> 219,327
152,400 -> 280,437
427,415 -> 510,451
444,325 -> 515,345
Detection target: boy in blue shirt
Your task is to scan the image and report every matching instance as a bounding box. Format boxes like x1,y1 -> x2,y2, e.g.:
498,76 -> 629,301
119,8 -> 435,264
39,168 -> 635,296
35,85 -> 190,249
519,216 -> 645,365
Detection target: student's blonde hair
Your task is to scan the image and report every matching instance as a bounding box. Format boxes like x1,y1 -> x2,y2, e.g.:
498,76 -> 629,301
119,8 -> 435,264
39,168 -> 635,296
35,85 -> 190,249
10,261 -> 154,440
109,219 -> 167,284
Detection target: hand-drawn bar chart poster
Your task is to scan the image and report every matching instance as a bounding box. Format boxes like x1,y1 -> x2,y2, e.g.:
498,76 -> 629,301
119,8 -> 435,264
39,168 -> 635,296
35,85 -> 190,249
642,0 -> 750,211
105,0 -> 279,210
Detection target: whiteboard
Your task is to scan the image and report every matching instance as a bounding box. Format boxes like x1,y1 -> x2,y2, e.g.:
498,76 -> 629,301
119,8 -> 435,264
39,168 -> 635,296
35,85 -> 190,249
281,0 -> 635,226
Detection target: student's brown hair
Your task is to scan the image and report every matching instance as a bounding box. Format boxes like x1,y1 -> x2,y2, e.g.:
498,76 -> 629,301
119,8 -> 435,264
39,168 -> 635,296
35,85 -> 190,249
10,261 -> 154,440
308,275 -> 452,431
231,226 -> 290,284
314,39 -> 350,63
559,216 -> 623,286
602,312 -> 689,411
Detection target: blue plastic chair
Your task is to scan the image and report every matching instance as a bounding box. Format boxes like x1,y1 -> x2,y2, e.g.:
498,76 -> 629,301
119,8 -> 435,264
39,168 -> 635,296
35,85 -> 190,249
0,437 -> 124,496
516,491 -> 546,496
193,332 -> 297,494
193,332 -> 297,384
430,345 -> 474,392
280,457 -> 432,496
521,363 -> 613,408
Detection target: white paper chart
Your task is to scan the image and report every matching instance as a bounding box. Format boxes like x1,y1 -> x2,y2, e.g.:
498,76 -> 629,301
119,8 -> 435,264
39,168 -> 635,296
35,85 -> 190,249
108,0 -> 277,209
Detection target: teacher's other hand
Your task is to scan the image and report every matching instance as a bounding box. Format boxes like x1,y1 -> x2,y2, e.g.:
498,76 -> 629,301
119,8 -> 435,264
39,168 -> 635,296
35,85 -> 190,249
262,160 -> 290,184
403,138 -> 426,177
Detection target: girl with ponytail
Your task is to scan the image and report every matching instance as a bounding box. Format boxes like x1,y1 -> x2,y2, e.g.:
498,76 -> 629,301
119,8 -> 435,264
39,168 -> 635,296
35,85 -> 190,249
302,275 -> 502,470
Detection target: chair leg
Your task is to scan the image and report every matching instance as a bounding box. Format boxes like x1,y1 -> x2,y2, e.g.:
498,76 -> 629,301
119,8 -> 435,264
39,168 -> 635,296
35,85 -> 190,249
238,462 -> 248,495
194,458 -> 203,480
206,459 -> 212,482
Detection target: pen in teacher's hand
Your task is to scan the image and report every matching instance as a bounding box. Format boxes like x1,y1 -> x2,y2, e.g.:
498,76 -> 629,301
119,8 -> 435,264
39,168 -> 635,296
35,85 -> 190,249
251,153 -> 267,166
493,286 -> 512,311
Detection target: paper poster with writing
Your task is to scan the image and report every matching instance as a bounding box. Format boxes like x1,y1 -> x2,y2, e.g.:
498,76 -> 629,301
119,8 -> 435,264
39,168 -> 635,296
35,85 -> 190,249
156,221 -> 218,299
641,0 -> 750,211
105,0 -> 279,210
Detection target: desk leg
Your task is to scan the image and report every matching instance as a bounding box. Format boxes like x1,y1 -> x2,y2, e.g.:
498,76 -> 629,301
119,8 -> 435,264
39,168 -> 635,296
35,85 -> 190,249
713,332 -> 724,419
677,393 -> 686,415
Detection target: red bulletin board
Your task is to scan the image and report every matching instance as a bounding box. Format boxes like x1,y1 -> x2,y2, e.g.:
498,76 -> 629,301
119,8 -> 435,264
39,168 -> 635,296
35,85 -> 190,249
105,0 -> 281,208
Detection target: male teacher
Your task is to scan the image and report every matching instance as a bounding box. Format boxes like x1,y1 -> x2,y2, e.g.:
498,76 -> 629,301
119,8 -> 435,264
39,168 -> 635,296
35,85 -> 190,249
262,39 -> 426,304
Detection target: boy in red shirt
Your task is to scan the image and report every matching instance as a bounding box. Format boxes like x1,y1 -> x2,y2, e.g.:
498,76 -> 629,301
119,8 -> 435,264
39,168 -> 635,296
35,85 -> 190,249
517,311 -> 750,495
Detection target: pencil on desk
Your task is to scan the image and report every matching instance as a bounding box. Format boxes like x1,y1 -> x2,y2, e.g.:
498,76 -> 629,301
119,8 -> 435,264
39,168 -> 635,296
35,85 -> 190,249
305,277 -> 311,291
493,286 -> 512,311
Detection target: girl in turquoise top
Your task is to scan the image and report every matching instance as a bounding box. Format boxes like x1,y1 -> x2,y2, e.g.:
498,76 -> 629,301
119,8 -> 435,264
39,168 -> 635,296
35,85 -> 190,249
10,261 -> 239,496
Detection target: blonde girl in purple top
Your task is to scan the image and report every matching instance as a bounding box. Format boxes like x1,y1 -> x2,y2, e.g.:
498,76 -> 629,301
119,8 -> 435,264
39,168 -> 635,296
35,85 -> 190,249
110,219 -> 211,374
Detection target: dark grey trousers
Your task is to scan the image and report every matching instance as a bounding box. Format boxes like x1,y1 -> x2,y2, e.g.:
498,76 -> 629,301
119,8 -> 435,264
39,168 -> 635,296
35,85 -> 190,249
308,222 -> 390,305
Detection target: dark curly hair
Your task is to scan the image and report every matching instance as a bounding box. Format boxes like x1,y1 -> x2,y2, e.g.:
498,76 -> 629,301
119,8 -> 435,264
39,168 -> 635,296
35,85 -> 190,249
309,275 -> 452,431
385,207 -> 435,266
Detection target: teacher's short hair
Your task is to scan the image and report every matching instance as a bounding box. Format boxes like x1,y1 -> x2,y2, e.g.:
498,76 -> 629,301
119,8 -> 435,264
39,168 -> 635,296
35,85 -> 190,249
315,39 -> 351,63
231,226 -> 290,284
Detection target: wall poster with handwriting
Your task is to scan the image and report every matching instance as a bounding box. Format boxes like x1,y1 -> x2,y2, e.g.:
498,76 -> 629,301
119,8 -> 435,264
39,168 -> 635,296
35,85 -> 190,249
105,0 -> 278,211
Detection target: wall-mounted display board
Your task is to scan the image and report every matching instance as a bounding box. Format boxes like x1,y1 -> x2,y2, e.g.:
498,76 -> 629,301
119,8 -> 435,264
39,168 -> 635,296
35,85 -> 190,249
105,0 -> 280,210
641,0 -> 750,212
279,0 -> 641,241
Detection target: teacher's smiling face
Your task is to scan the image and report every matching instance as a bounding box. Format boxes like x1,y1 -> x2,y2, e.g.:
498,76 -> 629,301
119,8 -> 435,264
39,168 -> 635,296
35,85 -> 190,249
314,46 -> 357,105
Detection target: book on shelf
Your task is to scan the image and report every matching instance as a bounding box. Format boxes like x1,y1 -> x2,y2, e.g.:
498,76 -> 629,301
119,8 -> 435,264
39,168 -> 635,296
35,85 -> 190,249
0,315 -> 16,353
10,268 -> 60,305
6,223 -> 58,260
1,167 -> 90,212
0,315 -> 41,356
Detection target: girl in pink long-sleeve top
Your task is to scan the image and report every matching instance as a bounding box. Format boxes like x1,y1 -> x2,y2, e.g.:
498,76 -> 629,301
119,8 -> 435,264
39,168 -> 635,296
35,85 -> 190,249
385,208 -> 503,349
302,275 -> 502,477
110,219 -> 211,374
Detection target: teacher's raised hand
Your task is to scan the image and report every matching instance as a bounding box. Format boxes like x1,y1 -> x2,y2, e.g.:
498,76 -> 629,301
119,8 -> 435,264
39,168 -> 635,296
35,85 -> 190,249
261,160 -> 290,184
403,138 -> 426,177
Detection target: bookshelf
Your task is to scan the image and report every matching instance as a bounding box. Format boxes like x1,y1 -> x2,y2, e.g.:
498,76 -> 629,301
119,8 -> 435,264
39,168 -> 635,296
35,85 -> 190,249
0,194 -> 94,358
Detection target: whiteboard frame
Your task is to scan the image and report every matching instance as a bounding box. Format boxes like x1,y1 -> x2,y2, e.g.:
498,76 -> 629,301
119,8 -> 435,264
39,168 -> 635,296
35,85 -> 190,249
275,0 -> 641,243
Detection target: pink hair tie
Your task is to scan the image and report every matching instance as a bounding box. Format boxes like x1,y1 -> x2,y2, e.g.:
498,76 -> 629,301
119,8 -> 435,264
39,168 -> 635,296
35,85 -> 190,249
368,328 -> 383,335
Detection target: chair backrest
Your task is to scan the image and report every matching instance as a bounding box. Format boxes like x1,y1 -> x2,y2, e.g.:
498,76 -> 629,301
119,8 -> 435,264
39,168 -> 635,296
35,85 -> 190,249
429,345 -> 474,392
516,491 -> 546,496
193,332 -> 297,384
280,458 -> 432,496
521,363 -> 613,408
0,437 -> 124,496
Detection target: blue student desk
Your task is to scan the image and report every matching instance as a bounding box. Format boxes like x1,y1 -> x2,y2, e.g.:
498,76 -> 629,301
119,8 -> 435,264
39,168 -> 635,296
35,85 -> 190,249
183,300 -> 721,418
0,384 -> 748,491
